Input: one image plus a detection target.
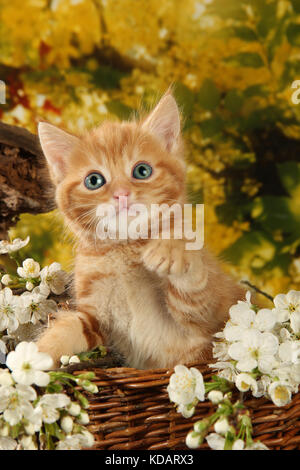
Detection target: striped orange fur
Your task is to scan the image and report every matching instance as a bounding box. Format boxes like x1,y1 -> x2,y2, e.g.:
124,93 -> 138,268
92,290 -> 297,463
36,93 -> 245,368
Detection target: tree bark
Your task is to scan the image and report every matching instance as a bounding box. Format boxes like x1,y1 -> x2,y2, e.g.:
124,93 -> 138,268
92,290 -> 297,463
0,121 -> 55,238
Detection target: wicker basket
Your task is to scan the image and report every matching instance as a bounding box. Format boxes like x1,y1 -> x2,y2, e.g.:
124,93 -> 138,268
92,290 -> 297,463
73,363 -> 300,450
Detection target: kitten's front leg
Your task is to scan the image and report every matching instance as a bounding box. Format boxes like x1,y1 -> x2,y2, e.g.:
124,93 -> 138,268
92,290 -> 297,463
36,310 -> 103,368
142,238 -> 191,276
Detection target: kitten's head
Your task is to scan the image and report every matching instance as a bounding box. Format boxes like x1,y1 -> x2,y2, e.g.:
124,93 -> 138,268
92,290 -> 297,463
38,93 -> 186,244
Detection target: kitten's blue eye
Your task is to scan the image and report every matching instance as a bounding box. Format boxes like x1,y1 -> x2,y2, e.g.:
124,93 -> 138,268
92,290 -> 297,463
132,163 -> 152,180
84,172 -> 106,190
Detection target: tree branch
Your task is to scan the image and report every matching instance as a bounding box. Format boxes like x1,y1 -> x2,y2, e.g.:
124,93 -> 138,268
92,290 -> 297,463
0,122 -> 55,238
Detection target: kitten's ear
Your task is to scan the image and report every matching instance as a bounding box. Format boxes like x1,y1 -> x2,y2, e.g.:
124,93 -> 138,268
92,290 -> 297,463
38,122 -> 79,183
142,93 -> 180,152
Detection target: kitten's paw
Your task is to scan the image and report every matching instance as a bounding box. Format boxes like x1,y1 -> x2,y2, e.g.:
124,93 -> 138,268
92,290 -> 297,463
142,240 -> 190,276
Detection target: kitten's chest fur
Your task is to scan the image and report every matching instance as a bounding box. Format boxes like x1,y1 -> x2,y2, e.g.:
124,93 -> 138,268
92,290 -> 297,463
75,243 -> 185,368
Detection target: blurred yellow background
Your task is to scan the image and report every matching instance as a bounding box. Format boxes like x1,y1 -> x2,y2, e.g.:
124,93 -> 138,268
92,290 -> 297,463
1,0 -> 300,295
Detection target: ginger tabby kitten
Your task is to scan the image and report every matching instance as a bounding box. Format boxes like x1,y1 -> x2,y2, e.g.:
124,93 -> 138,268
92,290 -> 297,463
36,93 -> 245,368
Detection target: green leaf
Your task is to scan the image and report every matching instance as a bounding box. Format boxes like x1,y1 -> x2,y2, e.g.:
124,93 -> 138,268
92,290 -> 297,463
243,84 -> 267,98
74,390 -> 89,409
256,2 -> 277,38
224,52 -> 264,68
291,0 -> 300,13
106,100 -> 134,120
267,13 -> 291,62
46,382 -> 63,393
280,59 -> 300,90
224,89 -> 244,113
221,231 -> 276,268
252,196 -> 299,233
287,23 -> 300,46
207,0 -> 247,20
240,106 -> 283,131
216,200 -> 252,225
197,79 -> 221,111
173,82 -> 194,118
89,65 -> 127,89
199,116 -> 224,138
277,161 -> 300,197
223,26 -> 257,42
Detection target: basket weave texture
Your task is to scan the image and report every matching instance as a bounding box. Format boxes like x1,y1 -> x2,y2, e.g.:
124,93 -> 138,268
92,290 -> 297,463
74,364 -> 300,450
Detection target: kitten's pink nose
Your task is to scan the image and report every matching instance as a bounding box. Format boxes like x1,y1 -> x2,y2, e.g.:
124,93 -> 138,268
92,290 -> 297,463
113,189 -> 130,200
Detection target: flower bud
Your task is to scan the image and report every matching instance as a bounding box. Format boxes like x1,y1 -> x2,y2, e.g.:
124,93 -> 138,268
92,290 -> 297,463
26,281 -> 34,291
60,355 -> 70,366
67,402 -> 81,417
207,390 -> 223,404
214,418 -> 230,435
61,416 -> 73,433
83,382 -> 98,393
232,439 -> 245,450
77,411 -> 89,425
80,430 -> 94,448
193,418 -> 209,433
185,431 -> 202,449
1,275 -> 12,286
69,355 -> 80,364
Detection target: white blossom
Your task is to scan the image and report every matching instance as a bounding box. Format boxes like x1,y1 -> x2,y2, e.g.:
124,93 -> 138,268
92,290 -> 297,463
0,288 -> 21,333
235,373 -> 258,394
268,381 -> 292,407
273,290 -> 300,334
0,384 -> 36,426
224,303 -> 276,342
55,434 -> 87,450
35,393 -> 71,425
17,258 -> 40,279
0,436 -> 17,450
206,433 -> 226,450
254,375 -> 272,398
0,237 -> 30,255
206,433 -> 248,451
0,369 -> 13,386
212,341 -> 230,361
40,263 -> 68,295
79,430 -> 94,448
278,340 -> 300,364
20,285 -> 57,325
20,435 -> 38,450
6,341 -> 53,386
224,291 -> 255,341
167,365 -> 205,406
228,330 -> 278,373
